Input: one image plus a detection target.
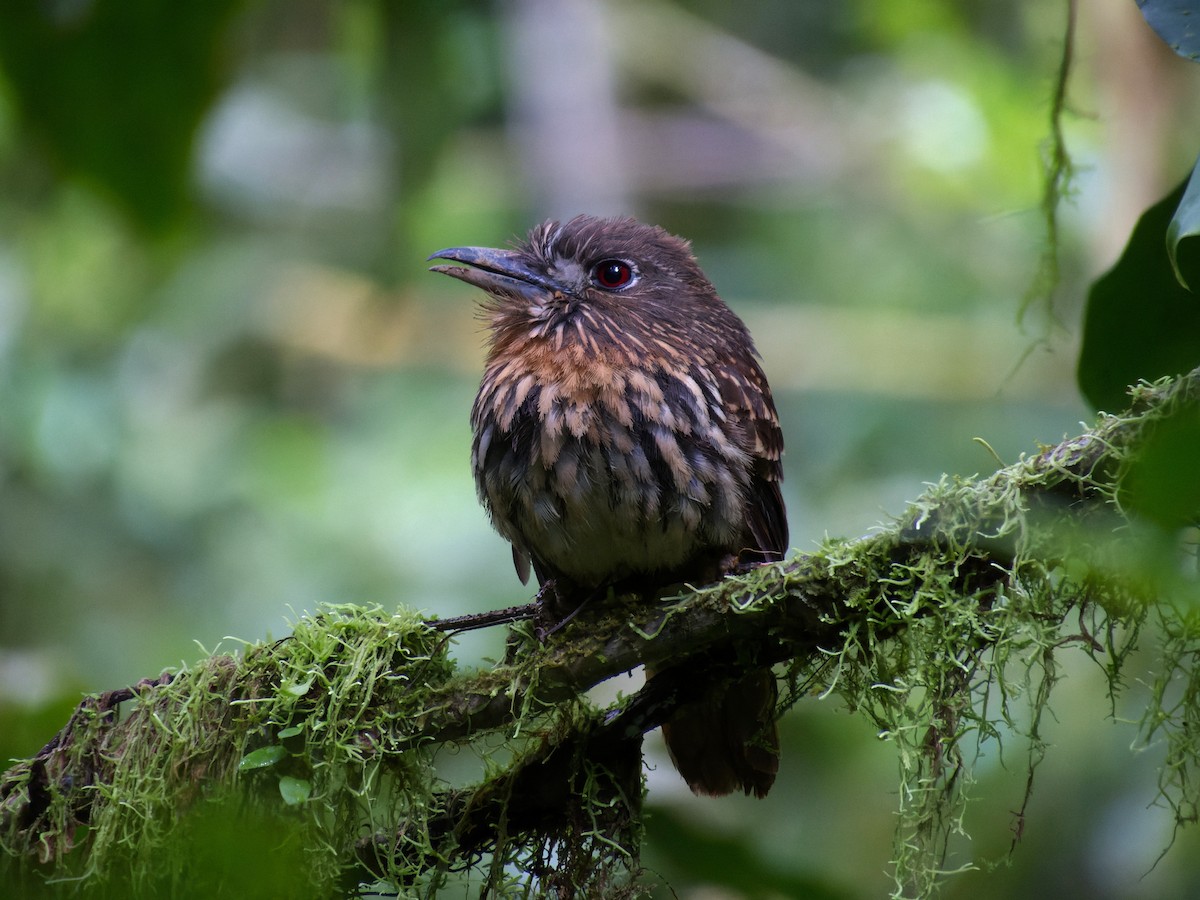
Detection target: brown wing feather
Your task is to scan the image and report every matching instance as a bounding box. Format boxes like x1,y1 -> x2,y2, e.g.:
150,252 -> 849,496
512,544 -> 532,585
747,460 -> 788,560
715,353 -> 788,561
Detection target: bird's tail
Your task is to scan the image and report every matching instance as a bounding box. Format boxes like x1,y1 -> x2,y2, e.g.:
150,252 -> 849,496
659,667 -> 779,798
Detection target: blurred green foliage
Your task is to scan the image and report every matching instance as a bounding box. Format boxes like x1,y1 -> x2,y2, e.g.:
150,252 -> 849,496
1,0 -> 1199,898
0,0 -> 244,231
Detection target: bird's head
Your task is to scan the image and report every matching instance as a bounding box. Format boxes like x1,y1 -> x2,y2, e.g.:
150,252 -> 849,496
430,215 -> 742,358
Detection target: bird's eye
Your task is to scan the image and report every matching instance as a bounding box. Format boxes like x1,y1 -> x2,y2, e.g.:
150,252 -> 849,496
591,259 -> 635,290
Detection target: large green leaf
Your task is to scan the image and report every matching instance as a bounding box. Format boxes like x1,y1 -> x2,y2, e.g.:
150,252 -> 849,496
1138,0 -> 1200,61
1077,178 -> 1200,411
0,0 -> 243,232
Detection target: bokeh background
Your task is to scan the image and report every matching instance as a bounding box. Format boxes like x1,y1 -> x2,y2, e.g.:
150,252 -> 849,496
1,1 -> 1199,897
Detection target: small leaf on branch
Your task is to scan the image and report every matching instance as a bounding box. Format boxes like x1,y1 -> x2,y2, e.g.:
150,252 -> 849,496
238,744 -> 286,772
278,776 -> 312,806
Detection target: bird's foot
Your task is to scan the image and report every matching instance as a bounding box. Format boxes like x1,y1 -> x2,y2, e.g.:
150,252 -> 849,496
532,580 -> 597,641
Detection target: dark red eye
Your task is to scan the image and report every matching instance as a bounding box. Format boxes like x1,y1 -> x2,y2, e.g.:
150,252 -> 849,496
591,259 -> 634,290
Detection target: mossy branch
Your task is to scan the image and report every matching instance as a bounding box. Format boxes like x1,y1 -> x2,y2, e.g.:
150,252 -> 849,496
3,368 -> 1200,899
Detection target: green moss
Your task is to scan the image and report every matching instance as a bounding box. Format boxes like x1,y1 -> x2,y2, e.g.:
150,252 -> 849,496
2,605 -> 458,897
1,599 -> 651,898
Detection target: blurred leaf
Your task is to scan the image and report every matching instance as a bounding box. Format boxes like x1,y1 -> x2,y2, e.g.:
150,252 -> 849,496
377,0 -> 501,281
1,797 -> 314,898
378,0 -> 492,191
1138,0 -> 1200,61
1168,152 -> 1200,288
644,804 -> 850,900
237,744 -> 286,771
1123,403 -> 1200,528
1078,178 -> 1200,411
178,802 -> 311,896
0,0 -> 243,232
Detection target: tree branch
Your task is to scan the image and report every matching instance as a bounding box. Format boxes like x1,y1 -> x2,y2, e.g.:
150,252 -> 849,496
2,369 -> 1196,897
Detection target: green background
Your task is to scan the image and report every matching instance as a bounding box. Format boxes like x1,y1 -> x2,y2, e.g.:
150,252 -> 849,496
1,1 -> 1198,897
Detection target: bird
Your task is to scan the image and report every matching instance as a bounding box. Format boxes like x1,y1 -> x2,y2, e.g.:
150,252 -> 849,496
429,214 -> 788,798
